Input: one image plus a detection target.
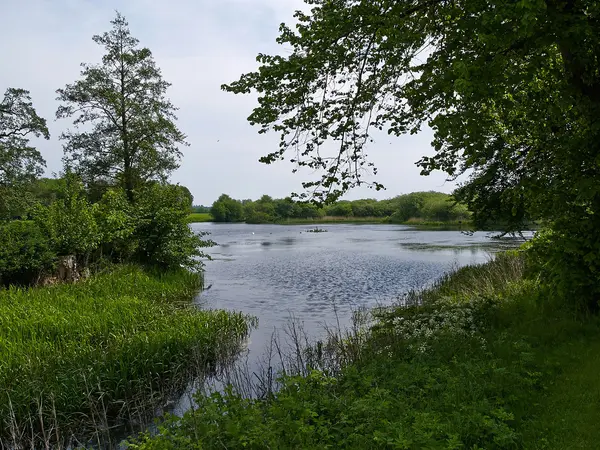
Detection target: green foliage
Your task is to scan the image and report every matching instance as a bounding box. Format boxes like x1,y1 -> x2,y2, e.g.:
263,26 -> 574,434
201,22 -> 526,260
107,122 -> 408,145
525,228 -> 600,311
210,194 -> 245,222
0,87 -> 49,219
131,254 -> 600,449
2,174 -> 208,277
28,177 -> 64,206
95,188 -> 137,261
56,12 -> 187,202
388,192 -> 470,224
191,204 -> 211,213
324,200 -> 353,217
209,191 -> 469,224
0,266 -> 254,448
176,184 -> 194,211
35,173 -> 101,259
0,221 -> 56,286
0,88 -> 49,184
132,183 -> 213,271
222,0 -> 600,307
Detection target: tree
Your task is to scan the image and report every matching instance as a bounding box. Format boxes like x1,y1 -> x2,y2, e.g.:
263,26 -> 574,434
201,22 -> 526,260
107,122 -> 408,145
56,12 -> 187,203
175,184 -> 194,211
29,177 -> 64,206
224,0 -> 600,306
210,194 -> 244,222
0,88 -> 49,218
132,184 -> 212,271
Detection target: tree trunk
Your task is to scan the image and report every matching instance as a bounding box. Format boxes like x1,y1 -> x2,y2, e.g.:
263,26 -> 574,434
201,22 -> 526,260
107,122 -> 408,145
119,38 -> 134,203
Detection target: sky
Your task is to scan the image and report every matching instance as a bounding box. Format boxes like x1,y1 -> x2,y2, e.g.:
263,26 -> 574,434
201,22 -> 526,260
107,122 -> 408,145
0,0 -> 457,205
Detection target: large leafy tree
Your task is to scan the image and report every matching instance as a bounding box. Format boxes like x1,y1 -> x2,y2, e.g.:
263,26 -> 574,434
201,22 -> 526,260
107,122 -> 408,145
223,0 -> 600,306
0,88 -> 49,218
210,194 -> 245,222
56,13 -> 187,202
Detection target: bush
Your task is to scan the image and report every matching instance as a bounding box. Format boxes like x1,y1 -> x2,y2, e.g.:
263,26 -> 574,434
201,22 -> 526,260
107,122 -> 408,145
525,227 -> 600,312
420,197 -> 470,222
133,184 -> 213,271
95,188 -> 137,262
0,220 -> 56,286
35,174 -> 100,260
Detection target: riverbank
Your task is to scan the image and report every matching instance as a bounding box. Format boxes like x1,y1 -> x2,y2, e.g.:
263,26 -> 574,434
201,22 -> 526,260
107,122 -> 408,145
188,214 -> 475,227
278,216 -> 384,224
130,253 -> 600,449
187,212 -> 212,223
0,265 -> 254,449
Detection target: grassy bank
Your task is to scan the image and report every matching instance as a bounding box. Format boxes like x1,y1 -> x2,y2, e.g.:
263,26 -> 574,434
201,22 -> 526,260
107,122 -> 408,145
278,216 -> 469,225
186,212 -> 473,226
391,217 -> 473,228
130,254 -> 600,449
187,212 -> 213,223
0,266 -> 254,448
278,216 -> 385,224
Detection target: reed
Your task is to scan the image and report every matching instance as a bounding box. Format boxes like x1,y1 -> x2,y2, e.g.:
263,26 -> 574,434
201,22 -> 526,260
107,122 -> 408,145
0,265 -> 254,448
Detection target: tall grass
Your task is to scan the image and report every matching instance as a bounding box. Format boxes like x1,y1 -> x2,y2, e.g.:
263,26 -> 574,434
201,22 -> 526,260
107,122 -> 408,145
0,265 -> 254,449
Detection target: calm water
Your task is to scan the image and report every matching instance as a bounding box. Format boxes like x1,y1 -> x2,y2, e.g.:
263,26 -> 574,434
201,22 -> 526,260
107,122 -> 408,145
190,223 -> 526,376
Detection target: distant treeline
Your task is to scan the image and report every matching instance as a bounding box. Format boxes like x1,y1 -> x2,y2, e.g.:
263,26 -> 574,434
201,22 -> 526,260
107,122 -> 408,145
191,205 -> 211,213
209,192 -> 470,224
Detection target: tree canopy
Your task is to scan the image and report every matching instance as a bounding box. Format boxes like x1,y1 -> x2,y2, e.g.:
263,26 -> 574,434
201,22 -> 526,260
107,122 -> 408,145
0,14 -> 207,286
56,13 -> 187,202
0,88 -> 49,218
223,0 -> 600,305
222,0 -> 598,219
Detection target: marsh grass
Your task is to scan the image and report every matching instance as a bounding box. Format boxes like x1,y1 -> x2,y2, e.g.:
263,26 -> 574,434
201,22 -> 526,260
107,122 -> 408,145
0,265 -> 254,449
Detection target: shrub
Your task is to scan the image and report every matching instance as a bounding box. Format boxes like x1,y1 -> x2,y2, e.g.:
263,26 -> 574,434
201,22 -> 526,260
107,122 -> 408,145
420,197 -> 470,222
133,184 -> 213,271
0,220 -> 56,286
525,227 -> 600,312
95,188 -> 137,262
35,174 -> 100,260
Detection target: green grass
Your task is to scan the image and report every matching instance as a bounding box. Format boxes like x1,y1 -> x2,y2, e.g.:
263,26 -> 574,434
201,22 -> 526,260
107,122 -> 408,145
130,254 -> 600,449
187,212 -> 213,223
0,265 -> 254,448
520,336 -> 600,449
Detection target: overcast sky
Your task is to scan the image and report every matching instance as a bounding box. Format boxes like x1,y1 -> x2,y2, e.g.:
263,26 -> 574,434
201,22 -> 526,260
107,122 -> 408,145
0,0 -> 456,205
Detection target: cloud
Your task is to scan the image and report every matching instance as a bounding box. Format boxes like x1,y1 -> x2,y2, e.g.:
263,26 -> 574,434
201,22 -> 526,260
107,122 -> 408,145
0,0 -> 454,205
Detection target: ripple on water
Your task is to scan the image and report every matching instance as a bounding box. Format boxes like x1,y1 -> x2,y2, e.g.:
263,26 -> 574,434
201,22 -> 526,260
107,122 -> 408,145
193,222 -> 524,339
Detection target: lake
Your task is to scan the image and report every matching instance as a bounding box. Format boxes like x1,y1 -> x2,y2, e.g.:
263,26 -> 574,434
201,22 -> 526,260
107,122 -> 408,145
184,222 -> 527,397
